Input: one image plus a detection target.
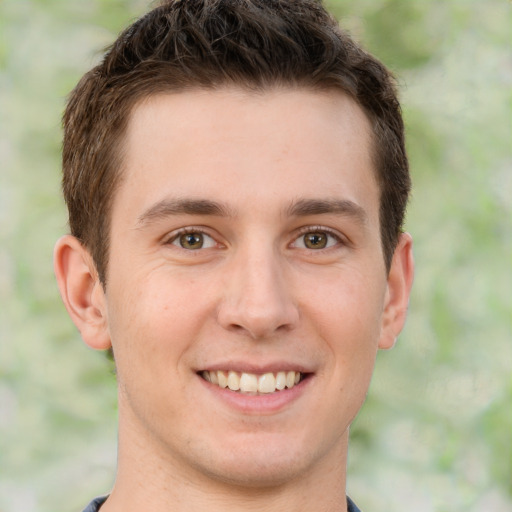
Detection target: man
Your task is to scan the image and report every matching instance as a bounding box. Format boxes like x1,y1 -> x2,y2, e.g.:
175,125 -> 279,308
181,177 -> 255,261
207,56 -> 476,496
54,1 -> 414,510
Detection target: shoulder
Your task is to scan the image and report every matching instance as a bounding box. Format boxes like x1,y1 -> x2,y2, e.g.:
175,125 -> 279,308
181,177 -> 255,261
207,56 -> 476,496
81,495 -> 108,512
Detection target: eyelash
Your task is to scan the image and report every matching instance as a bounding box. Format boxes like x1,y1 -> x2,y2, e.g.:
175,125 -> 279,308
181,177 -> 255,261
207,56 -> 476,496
164,225 -> 344,251
165,227 -> 219,249
292,226 -> 345,250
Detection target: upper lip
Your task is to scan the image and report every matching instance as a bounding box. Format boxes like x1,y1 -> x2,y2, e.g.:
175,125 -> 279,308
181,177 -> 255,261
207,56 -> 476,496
196,360 -> 315,374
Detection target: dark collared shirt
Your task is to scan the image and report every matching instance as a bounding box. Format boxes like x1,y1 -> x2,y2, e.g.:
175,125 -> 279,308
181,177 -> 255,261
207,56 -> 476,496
82,495 -> 107,512
82,495 -> 362,511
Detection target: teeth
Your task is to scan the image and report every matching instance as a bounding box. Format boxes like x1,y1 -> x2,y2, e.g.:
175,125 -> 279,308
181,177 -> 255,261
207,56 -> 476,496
275,371 -> 286,390
227,371 -> 240,391
217,371 -> 228,388
258,373 -> 276,393
204,370 -> 303,394
240,372 -> 258,393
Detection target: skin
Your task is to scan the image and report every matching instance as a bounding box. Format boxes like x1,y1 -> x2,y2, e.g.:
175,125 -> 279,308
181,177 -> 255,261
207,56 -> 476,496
54,88 -> 414,512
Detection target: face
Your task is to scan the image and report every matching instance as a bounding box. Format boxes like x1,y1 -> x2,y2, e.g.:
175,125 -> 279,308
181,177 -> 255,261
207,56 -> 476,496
93,88 -> 410,487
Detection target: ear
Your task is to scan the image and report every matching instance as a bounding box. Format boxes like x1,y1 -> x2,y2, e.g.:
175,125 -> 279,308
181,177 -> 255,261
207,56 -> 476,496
379,232 -> 414,350
54,235 -> 111,350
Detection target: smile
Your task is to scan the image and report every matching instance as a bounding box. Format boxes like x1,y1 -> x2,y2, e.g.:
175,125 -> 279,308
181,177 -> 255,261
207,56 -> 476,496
200,370 -> 304,394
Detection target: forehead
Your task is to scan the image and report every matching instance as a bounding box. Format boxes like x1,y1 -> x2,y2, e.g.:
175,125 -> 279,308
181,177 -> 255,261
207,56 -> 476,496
115,87 -> 378,222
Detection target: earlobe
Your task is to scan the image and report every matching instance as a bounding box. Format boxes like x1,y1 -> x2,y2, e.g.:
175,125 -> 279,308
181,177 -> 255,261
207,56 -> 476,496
379,232 -> 414,350
53,235 -> 111,350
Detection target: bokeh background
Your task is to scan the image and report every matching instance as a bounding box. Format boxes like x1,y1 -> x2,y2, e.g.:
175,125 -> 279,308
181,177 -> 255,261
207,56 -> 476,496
1,0 -> 510,511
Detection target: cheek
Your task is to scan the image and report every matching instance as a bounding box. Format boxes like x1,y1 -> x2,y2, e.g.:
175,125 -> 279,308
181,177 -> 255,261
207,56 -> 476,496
106,278 -> 208,427
106,273 -> 212,377
301,271 -> 385,406
305,273 -> 385,342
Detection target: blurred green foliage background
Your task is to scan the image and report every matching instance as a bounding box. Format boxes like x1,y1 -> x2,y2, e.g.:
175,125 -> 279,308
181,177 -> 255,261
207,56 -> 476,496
0,1 -> 510,511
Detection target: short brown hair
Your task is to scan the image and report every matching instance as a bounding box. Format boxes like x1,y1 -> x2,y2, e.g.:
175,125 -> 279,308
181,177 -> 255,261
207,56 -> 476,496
62,0 -> 410,285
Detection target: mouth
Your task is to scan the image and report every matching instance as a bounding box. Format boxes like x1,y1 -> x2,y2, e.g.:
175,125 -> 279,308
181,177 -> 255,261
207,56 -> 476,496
199,370 -> 307,394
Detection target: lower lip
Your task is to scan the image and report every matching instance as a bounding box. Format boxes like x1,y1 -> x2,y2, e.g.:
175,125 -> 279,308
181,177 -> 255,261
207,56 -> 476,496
198,375 -> 312,415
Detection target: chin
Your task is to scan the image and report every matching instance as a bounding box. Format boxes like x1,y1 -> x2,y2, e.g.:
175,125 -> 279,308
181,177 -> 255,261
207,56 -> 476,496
189,432 -> 328,489
203,458 -> 307,490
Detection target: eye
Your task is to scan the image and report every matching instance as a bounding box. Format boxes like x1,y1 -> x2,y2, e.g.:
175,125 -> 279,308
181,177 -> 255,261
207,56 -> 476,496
170,231 -> 216,250
292,229 -> 340,250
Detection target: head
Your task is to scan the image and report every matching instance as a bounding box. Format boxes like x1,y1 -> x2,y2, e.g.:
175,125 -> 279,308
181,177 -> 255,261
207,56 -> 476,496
62,0 -> 410,287
56,1 -> 415,495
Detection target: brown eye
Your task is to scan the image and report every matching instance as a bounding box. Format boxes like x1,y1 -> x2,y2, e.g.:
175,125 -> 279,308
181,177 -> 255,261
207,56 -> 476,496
178,232 -> 204,249
303,232 -> 328,249
170,230 -> 217,250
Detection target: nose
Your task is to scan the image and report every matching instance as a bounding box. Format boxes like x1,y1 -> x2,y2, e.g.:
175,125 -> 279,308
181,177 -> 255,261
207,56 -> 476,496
217,248 -> 299,339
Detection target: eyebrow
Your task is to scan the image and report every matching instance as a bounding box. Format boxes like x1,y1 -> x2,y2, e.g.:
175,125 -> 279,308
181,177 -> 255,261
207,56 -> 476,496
136,198 -> 233,228
286,198 -> 368,224
136,196 -> 368,228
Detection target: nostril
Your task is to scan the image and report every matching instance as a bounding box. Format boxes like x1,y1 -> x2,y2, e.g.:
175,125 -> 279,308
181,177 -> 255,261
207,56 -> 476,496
216,271 -> 300,338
